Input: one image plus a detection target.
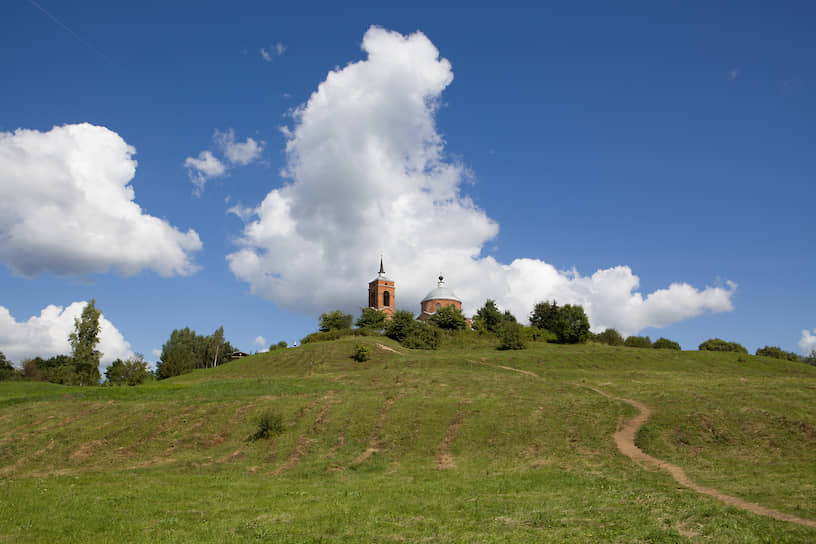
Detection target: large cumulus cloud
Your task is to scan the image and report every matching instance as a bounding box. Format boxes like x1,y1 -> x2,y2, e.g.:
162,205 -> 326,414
799,329 -> 816,356
0,123 -> 202,277
0,302 -> 133,366
228,26 -> 735,335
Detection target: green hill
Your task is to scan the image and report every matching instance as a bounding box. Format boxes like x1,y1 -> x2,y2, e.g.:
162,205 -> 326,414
1,337 -> 815,542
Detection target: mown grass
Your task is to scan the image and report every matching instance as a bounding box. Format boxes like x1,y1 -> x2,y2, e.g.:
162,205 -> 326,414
1,337 -> 814,542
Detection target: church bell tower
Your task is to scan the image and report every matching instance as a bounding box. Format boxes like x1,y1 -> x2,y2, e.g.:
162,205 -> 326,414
368,258 -> 395,317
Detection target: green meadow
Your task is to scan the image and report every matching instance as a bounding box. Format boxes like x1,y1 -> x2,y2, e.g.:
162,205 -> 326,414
1,337 -> 815,542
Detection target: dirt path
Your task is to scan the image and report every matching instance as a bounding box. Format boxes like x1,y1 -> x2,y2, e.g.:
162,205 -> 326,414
435,409 -> 469,470
375,343 -> 403,355
467,358 -> 540,378
585,385 -> 816,529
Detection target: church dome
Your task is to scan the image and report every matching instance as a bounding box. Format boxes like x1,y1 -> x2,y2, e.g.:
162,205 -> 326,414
421,276 -> 461,303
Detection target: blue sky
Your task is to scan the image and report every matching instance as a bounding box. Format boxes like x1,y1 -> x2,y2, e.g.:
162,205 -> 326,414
1,1 -> 814,365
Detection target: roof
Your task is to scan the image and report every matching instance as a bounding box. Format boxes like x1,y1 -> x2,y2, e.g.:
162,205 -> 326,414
421,286 -> 461,303
421,276 -> 461,303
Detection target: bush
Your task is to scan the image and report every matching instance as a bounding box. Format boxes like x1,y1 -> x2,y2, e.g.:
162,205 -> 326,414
594,328 -> 624,346
698,338 -> 748,353
524,326 -> 556,343
248,411 -> 285,442
754,346 -> 800,361
401,323 -> 441,350
653,337 -> 681,350
269,341 -> 289,351
351,343 -> 371,362
498,322 -> 526,350
624,336 -> 652,349
804,351 -> 816,366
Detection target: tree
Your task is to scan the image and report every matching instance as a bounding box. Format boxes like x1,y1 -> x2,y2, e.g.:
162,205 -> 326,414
804,350 -> 816,366
497,322 -> 526,350
20,359 -> 42,380
269,341 -> 288,351
356,307 -> 386,330
698,338 -> 748,353
530,300 -> 559,332
319,310 -> 353,332
473,300 -> 504,333
653,337 -> 681,350
384,310 -> 417,343
429,306 -> 466,330
157,345 -> 196,379
624,336 -> 652,348
594,328 -> 624,346
105,355 -> 152,385
553,304 -> 591,344
207,326 -> 226,368
0,352 -> 17,381
68,299 -> 102,386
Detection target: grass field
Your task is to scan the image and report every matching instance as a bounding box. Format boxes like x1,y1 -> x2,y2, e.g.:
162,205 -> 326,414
1,337 -> 815,542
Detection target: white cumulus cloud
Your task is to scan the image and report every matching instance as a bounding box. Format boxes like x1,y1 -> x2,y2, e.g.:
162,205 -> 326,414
0,302 -> 133,367
799,329 -> 816,356
185,129 -> 264,194
227,26 -> 736,336
0,123 -> 202,278
184,150 -> 227,193
254,335 -> 266,347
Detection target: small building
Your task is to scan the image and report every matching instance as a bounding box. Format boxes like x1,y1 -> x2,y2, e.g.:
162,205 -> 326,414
230,350 -> 250,360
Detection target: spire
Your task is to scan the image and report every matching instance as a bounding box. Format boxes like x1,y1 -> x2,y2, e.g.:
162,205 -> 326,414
379,256 -> 385,275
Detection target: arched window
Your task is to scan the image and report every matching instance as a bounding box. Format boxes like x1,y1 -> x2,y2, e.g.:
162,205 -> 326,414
383,291 -> 390,307
436,303 -> 441,310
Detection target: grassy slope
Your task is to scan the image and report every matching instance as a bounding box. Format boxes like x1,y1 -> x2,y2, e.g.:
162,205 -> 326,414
0,337 -> 814,543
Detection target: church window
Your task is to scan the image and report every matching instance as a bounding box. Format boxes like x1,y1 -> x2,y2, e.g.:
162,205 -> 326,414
436,303 -> 441,310
383,291 -> 390,307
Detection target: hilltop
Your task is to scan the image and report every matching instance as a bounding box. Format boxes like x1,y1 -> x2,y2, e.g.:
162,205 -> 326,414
1,338 -> 815,543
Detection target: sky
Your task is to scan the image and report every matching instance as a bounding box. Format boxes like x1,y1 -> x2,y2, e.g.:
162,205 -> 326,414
1,0 -> 814,368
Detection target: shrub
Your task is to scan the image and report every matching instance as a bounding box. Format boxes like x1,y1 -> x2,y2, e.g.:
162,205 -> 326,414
804,351 -> 816,366
351,343 -> 371,362
497,322 -> 526,350
248,411 -> 285,442
624,336 -> 652,349
698,338 -> 748,353
755,346 -> 800,361
525,326 -> 556,343
594,328 -> 624,346
401,323 -> 441,350
269,341 -> 289,351
652,337 -> 681,350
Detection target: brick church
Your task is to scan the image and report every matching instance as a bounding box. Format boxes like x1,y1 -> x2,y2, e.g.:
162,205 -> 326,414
368,259 -> 464,322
